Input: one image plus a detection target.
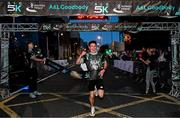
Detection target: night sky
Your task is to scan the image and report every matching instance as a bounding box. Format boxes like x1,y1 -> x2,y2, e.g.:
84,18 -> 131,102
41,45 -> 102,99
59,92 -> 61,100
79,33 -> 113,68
70,16 -> 122,45
80,31 -> 123,45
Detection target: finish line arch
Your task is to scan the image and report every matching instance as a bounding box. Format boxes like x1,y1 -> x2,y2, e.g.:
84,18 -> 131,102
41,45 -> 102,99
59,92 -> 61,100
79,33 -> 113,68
0,21 -> 179,100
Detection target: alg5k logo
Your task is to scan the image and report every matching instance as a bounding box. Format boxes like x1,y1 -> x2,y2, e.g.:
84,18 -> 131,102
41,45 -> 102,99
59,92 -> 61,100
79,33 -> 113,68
7,2 -> 22,12
94,3 -> 109,14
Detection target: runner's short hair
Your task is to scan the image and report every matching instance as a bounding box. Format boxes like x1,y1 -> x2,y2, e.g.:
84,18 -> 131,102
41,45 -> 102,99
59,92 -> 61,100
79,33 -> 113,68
88,40 -> 97,46
26,40 -> 34,46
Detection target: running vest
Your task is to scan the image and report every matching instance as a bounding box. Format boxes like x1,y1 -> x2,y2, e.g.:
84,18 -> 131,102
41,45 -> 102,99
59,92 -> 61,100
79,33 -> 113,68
82,52 -> 106,80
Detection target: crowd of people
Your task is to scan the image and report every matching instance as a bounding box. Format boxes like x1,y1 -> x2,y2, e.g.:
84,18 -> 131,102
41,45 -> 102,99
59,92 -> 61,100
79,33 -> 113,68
113,47 -> 172,94
115,48 -> 171,62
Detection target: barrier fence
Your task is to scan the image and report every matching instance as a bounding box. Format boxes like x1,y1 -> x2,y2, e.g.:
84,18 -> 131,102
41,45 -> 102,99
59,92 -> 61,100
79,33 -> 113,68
114,59 -> 174,93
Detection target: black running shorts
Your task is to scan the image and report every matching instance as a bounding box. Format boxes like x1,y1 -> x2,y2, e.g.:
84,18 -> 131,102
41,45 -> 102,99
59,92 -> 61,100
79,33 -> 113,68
88,79 -> 104,91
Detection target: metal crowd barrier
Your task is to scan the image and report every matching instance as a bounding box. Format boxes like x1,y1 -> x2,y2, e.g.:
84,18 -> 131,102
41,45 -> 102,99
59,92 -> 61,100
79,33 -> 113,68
0,66 -> 10,100
134,61 -> 171,85
169,80 -> 180,98
114,60 -> 172,90
169,64 -> 180,99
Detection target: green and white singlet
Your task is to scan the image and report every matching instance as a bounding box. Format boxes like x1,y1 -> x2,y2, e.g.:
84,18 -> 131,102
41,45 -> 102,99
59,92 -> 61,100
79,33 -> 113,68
81,52 -> 106,80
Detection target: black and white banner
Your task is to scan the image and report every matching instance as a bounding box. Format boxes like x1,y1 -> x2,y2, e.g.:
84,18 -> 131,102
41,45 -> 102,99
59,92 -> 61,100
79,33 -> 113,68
0,0 -> 179,16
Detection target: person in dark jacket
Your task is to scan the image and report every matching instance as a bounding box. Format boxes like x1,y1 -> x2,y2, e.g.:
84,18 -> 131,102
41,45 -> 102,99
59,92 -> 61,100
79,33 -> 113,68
25,41 -> 46,98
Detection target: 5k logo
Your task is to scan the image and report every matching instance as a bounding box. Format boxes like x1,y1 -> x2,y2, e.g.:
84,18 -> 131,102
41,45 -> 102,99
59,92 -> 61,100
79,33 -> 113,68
7,2 -> 22,12
94,3 -> 109,14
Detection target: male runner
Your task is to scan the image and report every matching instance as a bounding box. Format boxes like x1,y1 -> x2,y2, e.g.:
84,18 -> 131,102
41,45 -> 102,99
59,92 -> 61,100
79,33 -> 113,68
76,40 -> 108,116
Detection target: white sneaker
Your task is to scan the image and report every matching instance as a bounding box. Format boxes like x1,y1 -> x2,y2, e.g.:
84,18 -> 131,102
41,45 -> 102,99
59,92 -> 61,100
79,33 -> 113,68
89,107 -> 95,117
29,93 -> 36,98
94,86 -> 98,97
34,91 -> 42,96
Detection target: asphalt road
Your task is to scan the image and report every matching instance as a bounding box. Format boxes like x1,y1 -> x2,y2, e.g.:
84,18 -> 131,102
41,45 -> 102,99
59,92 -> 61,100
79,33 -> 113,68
0,65 -> 180,117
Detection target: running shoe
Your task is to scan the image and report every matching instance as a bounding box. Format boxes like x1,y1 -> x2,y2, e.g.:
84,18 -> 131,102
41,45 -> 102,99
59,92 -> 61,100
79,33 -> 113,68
89,107 -> 95,117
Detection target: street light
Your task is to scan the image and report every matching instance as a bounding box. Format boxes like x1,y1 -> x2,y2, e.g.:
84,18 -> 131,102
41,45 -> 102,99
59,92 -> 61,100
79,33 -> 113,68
58,32 -> 64,59
97,35 -> 102,44
97,35 -> 101,40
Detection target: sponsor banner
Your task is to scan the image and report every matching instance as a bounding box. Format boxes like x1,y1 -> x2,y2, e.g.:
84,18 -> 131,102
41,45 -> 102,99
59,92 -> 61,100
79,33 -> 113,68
1,1 -> 110,16
0,0 -> 178,16
6,1 -> 23,15
47,1 -> 90,16
132,0 -> 174,16
110,0 -> 132,15
114,60 -> 134,73
24,2 -> 46,15
40,23 -> 140,31
47,1 -> 110,15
